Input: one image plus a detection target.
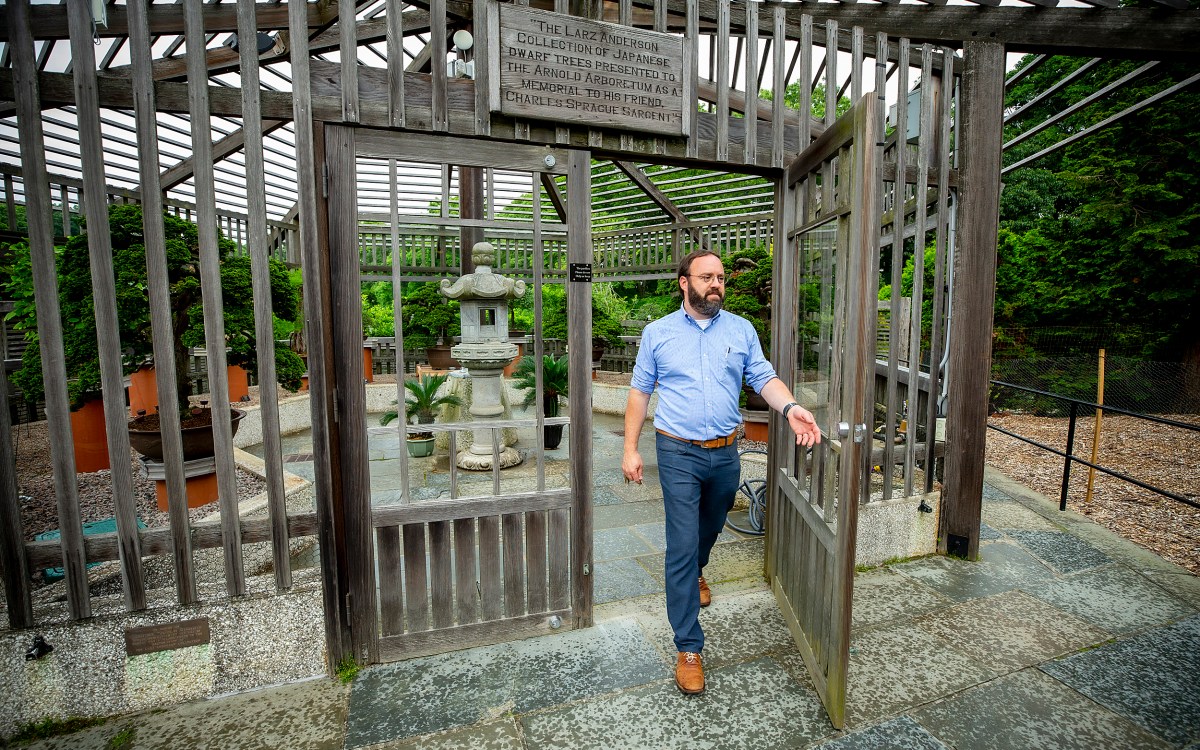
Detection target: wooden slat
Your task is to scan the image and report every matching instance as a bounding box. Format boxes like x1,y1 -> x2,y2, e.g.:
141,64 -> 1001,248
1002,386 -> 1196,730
0,333 -> 32,627
327,123 -> 378,661
189,0 -> 243,595
430,520 -> 454,628
923,50 -> 954,496
431,0 -> 449,131
771,4 -> 785,167
715,0 -> 729,161
403,523 -> 430,632
548,507 -> 570,610
454,517 -> 479,624
742,0 -> 758,165
685,0 -> 698,158
388,0 -> 406,128
14,0 -> 93,619
478,515 -> 503,620
378,526 -> 404,635
882,39 -> 909,489
131,0 -> 199,608
372,489 -> 571,527
340,0 -> 360,122
941,41 -> 1005,560
355,129 -> 571,174
66,0 -> 145,611
289,0 -> 344,670
472,0 -> 490,136
502,512 -> 526,617
378,608 -> 572,662
525,510 -> 548,613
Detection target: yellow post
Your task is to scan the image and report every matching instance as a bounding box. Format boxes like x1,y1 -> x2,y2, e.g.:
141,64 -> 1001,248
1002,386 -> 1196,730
1085,348 -> 1106,504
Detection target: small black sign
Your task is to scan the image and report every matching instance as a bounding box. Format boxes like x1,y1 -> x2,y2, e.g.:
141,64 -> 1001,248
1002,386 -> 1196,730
125,618 -> 211,657
569,263 -> 593,282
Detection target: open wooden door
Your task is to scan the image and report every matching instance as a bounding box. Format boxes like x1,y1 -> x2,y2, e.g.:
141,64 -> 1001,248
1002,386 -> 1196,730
766,95 -> 881,728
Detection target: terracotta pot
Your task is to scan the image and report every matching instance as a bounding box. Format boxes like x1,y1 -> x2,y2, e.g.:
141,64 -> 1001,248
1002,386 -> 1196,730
363,345 -> 375,383
128,407 -> 247,461
128,365 -> 158,416
69,398 -> 110,473
226,365 -> 250,402
154,473 -> 219,512
426,344 -> 458,370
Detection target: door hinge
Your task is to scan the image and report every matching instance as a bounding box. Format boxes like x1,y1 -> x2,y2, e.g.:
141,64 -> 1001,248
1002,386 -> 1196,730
322,163 -> 329,198
853,423 -> 868,444
344,591 -> 353,626
332,386 -> 339,423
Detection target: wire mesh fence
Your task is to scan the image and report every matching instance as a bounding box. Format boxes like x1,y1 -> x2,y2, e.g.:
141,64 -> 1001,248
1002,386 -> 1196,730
991,355 -> 1200,415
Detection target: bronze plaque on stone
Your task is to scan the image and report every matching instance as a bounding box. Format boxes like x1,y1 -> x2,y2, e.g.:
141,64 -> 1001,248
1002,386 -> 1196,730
489,3 -> 691,137
125,618 -> 211,656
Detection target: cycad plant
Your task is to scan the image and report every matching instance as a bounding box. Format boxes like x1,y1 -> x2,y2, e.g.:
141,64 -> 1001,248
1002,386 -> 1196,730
380,373 -> 462,438
512,354 -> 569,417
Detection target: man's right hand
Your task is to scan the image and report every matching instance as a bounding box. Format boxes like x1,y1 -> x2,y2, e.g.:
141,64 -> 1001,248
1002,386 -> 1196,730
622,450 -> 644,485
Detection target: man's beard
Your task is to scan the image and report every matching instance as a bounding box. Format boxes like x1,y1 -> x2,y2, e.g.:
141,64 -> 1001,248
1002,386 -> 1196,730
688,283 -> 724,317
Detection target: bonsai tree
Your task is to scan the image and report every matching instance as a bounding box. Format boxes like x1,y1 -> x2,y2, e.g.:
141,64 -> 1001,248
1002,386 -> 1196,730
380,373 -> 462,438
399,281 -> 460,351
3,203 -> 304,417
539,283 -> 625,348
512,354 -> 569,417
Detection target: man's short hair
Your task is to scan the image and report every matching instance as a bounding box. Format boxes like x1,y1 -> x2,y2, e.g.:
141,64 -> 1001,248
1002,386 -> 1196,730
677,249 -> 721,280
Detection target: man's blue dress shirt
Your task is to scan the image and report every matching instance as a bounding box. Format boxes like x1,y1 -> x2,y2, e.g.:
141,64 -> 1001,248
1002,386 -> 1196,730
631,306 -> 777,441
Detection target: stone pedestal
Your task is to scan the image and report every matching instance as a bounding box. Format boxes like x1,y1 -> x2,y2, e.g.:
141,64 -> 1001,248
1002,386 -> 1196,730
451,341 -> 523,470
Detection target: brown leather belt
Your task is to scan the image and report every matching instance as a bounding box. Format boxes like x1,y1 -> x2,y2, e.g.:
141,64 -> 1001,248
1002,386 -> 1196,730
656,428 -> 738,449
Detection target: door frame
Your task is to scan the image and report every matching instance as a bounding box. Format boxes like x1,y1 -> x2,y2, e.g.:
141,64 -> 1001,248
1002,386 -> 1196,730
321,127 -> 594,664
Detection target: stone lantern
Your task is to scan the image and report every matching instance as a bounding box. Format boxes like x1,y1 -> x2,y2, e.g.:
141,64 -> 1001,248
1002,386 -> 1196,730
439,241 -> 526,470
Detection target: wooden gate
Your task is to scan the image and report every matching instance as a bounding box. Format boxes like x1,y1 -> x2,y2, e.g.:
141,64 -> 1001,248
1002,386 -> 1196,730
324,128 -> 594,663
766,95 -> 881,728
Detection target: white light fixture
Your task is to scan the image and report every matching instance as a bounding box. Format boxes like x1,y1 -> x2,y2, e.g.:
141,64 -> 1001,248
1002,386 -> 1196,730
453,29 -> 474,51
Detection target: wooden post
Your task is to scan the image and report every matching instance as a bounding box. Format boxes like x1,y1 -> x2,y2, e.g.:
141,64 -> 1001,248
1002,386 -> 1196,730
326,124 -> 378,665
939,41 -> 1005,560
567,149 -> 594,629
1085,348 -> 1106,504
459,165 -> 484,274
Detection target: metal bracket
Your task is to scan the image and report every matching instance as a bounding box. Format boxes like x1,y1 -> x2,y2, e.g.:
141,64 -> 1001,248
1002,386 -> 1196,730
837,421 -> 850,439
582,563 -> 591,576
853,423 -> 867,444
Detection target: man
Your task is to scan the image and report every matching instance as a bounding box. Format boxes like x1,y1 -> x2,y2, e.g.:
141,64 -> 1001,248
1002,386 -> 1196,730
622,249 -> 821,696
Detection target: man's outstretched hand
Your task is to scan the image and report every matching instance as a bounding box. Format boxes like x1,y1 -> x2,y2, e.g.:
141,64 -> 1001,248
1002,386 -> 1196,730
787,405 -> 821,448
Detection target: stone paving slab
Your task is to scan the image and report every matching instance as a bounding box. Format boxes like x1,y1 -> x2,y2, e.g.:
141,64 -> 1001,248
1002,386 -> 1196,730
914,590 -> 1111,673
593,557 -> 663,604
369,718 -> 526,749
816,716 -> 949,750
641,538 -> 766,588
891,541 -> 1056,602
1025,565 -> 1196,634
1005,529 -> 1111,574
912,668 -> 1170,750
635,587 -> 799,669
981,501 -> 1062,531
593,500 -> 665,530
627,522 -> 738,553
345,617 -> 667,748
852,568 -> 953,630
978,522 -> 1001,541
591,486 -> 625,506
22,678 -> 349,750
1040,615 -> 1200,746
845,621 -> 999,727
521,657 -> 834,750
1142,570 -> 1200,610
594,526 -> 659,561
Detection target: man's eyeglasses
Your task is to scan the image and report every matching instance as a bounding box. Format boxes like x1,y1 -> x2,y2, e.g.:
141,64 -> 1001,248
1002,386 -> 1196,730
688,273 -> 726,285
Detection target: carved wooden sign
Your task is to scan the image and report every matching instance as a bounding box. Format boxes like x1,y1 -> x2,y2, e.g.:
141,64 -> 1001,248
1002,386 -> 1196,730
488,4 -> 691,137
124,617 -> 211,656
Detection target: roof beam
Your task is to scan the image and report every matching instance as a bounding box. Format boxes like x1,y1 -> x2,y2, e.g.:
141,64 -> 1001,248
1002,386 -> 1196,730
611,161 -> 710,248
160,119 -> 289,192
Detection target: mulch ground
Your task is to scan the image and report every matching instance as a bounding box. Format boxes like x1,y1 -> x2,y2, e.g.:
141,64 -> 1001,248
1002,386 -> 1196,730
986,412 -> 1200,575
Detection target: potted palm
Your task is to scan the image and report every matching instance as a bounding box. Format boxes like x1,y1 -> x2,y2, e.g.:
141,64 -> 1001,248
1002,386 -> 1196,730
381,373 -> 462,457
512,354 -> 569,450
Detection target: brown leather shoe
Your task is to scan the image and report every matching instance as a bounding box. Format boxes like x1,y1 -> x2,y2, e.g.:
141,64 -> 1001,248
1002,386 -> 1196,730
675,652 -> 705,695
698,576 -> 712,607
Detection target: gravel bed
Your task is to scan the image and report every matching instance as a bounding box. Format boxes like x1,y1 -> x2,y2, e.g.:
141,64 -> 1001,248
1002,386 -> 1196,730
12,420 -> 266,545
